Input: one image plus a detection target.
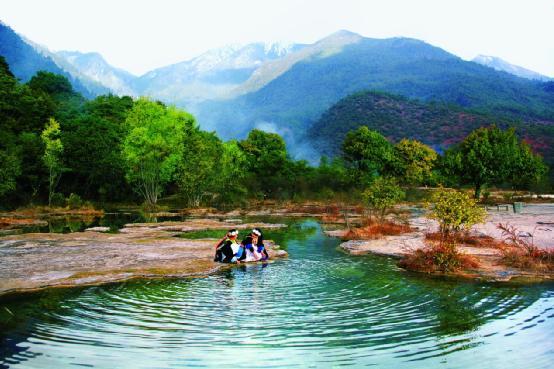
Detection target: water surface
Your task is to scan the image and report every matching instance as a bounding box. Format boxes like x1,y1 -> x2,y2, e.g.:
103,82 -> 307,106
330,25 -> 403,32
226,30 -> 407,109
1,219 -> 553,368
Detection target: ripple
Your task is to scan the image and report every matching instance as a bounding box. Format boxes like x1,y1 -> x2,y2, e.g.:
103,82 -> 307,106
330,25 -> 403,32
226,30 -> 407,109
1,220 -> 554,368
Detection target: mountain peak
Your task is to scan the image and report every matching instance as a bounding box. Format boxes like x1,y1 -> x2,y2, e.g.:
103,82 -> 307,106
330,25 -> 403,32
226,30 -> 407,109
328,29 -> 361,38
473,54 -> 551,81
319,30 -> 363,44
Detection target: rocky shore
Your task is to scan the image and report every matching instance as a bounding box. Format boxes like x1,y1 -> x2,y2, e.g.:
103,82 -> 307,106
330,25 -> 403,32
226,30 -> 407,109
331,204 -> 554,282
0,219 -> 287,297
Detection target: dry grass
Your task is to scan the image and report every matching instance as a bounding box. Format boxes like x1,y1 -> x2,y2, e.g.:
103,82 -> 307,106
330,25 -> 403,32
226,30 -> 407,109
399,242 -> 480,273
343,221 -> 413,240
497,223 -> 554,272
424,231 -> 505,249
0,217 -> 47,227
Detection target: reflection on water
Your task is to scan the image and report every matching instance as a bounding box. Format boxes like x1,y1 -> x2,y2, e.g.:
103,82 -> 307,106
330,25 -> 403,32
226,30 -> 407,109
1,219 -> 553,368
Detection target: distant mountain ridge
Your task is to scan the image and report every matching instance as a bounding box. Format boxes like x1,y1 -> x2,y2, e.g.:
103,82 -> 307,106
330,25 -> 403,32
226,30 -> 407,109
56,50 -> 136,96
472,55 -> 551,81
131,41 -> 305,105
195,34 -> 554,149
0,21 -> 109,97
2,20 -> 553,162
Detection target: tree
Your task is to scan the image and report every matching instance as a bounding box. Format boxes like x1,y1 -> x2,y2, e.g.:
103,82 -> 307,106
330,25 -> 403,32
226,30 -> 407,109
428,189 -> 486,236
239,129 -> 289,198
41,118 -> 64,206
122,98 -> 193,206
215,140 -> 249,205
362,177 -> 405,220
61,95 -> 134,200
394,139 -> 437,185
178,130 -> 223,207
0,148 -> 21,197
445,126 -> 548,199
342,126 -> 396,183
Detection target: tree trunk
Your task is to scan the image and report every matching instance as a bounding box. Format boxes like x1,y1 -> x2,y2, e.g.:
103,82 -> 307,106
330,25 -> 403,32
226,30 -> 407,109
474,183 -> 482,200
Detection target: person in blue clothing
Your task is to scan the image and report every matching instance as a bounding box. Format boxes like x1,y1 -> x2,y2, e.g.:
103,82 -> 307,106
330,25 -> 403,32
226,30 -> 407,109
239,228 -> 269,262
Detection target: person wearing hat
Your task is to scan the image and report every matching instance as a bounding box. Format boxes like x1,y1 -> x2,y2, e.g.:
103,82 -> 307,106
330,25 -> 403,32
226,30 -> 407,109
214,229 -> 241,263
239,228 -> 269,262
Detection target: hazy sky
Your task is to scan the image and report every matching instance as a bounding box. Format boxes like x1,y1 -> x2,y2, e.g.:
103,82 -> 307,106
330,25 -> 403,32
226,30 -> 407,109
2,0 -> 553,77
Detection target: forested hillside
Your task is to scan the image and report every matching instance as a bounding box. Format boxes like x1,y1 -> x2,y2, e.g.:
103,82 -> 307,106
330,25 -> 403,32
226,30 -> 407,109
308,91 -> 554,170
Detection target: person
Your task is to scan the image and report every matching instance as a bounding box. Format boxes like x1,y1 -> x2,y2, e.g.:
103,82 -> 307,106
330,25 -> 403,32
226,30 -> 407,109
214,229 -> 241,263
239,228 -> 269,262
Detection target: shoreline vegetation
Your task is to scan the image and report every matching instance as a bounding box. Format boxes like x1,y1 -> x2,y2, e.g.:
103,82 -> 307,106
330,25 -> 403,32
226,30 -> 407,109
0,198 -> 553,299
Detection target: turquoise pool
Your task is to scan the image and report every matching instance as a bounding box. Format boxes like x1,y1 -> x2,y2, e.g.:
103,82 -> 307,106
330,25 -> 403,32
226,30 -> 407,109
1,219 -> 553,368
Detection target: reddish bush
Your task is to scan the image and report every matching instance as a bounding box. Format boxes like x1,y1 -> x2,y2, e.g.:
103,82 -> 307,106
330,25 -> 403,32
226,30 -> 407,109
424,231 -> 504,248
497,223 -> 554,271
399,242 -> 479,273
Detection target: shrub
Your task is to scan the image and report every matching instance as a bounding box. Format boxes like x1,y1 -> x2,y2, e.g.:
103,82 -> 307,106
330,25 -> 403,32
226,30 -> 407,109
66,193 -> 83,209
497,223 -> 554,271
50,193 -> 66,207
399,242 -> 479,273
362,177 -> 405,219
428,189 -> 486,237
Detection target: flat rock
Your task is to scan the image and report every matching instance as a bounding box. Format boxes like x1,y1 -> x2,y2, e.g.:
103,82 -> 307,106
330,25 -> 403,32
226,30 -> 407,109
0,221 -> 287,296
339,233 -> 424,257
85,226 -> 111,232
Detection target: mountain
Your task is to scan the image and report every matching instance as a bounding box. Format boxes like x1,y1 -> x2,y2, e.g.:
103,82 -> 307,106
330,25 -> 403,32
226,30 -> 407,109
195,32 -> 554,149
55,51 -> 136,95
473,55 -> 551,81
132,42 -> 305,105
308,90 -> 554,169
0,21 -> 109,98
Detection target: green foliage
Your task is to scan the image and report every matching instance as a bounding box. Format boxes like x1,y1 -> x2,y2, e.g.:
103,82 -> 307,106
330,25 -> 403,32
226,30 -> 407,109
445,126 -> 548,198
308,91 -> 554,182
0,149 -> 21,197
239,129 -> 289,197
60,94 -> 133,200
342,126 -> 396,183
122,98 -> 194,205
428,189 -> 486,235
313,156 -> 351,193
178,130 -> 223,207
394,139 -> 437,185
66,193 -> 83,209
50,192 -> 66,207
362,177 -> 405,218
41,118 -> 64,206
216,140 -> 249,205
28,71 -> 73,96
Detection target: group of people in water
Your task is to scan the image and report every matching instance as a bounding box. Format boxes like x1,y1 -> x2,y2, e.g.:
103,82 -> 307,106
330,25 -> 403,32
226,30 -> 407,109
214,228 -> 269,263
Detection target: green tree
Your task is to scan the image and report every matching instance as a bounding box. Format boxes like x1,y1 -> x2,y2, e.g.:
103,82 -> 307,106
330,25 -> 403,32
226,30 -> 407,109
394,139 -> 437,185
0,148 -> 21,197
121,98 -> 193,206
178,130 -> 223,207
61,95 -> 134,200
239,129 -> 289,198
215,140 -> 249,205
362,177 -> 405,219
313,156 -> 351,194
342,126 -> 396,183
41,118 -> 64,206
444,125 -> 548,198
428,189 -> 486,236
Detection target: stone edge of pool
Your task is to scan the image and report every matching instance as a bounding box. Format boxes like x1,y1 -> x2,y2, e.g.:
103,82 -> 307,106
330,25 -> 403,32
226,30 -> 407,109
0,219 -> 288,299
328,230 -> 554,283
